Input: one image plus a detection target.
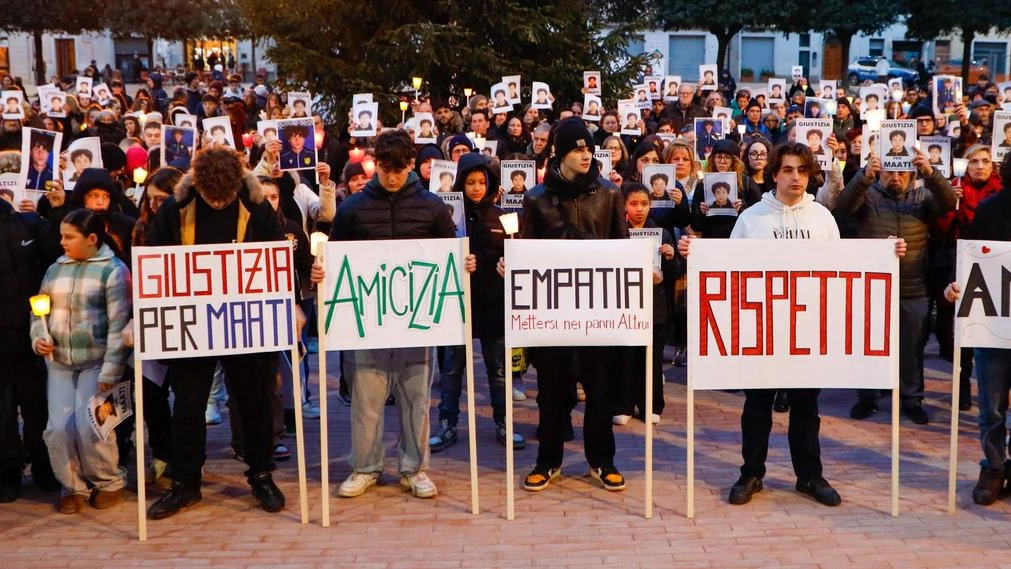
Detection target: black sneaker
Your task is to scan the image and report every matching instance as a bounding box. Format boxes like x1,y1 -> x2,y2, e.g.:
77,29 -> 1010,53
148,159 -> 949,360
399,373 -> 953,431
385,394 -> 396,406
428,419 -> 457,453
148,481 -> 202,520
796,477 -> 841,506
0,470 -> 21,503
30,457 -> 61,492
849,400 -> 878,420
249,472 -> 285,513
729,475 -> 763,505
972,466 -> 1004,505
523,465 -> 560,492
337,385 -> 352,407
773,391 -> 789,413
901,405 -> 929,425
589,465 -> 626,492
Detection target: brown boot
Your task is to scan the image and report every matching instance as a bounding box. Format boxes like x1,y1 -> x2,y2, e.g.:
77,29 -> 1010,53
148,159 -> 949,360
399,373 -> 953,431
90,488 -> 124,509
59,494 -> 86,514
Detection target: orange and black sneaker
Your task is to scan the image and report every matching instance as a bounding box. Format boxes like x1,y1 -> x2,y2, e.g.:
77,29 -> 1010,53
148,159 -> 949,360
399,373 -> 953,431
523,465 -> 560,492
589,465 -> 626,492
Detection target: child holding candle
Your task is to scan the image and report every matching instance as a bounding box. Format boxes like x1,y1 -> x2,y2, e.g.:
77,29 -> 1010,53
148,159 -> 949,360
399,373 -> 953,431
31,208 -> 132,514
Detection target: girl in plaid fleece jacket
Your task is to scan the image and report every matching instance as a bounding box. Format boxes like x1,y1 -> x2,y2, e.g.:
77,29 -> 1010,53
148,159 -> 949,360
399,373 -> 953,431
31,209 -> 131,514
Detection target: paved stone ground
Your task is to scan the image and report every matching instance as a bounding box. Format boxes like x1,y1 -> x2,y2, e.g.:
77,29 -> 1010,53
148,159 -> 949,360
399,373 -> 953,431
3,341 -> 1011,568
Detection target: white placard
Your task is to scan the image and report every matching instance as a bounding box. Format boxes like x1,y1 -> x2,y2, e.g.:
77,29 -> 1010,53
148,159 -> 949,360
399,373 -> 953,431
504,239 -> 653,347
64,137 -> 103,191
320,238 -> 469,350
954,239 -> 1011,349
132,242 -> 298,359
878,119 -> 916,171
991,110 -> 1011,164
688,239 -> 898,390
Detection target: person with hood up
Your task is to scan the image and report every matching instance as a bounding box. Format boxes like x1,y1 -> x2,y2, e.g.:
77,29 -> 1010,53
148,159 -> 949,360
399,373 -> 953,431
429,153 -> 525,454
145,72 -> 168,114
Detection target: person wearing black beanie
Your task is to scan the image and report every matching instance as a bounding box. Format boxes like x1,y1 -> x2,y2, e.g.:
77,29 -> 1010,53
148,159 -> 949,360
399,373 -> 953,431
515,118 -> 630,493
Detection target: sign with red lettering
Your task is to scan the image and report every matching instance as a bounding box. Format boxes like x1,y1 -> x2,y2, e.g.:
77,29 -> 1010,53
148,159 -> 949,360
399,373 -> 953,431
688,239 -> 898,390
955,239 -> 1011,348
504,239 -> 654,347
132,242 -> 297,359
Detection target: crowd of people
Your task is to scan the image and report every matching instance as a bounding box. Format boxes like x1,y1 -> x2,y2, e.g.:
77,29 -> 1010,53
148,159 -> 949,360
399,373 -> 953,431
2,61 -> 1011,523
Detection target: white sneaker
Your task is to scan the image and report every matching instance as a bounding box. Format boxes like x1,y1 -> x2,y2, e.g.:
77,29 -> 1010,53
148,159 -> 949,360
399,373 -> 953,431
338,472 -> 379,498
650,414 -> 661,425
302,402 -> 321,419
400,471 -> 438,498
512,387 -> 527,401
205,401 -> 222,425
612,414 -> 631,425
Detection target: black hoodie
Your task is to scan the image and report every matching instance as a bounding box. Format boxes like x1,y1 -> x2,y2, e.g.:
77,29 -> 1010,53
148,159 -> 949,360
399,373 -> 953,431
520,155 -> 627,240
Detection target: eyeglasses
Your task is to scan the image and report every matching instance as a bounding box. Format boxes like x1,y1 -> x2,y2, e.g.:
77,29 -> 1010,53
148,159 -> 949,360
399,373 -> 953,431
604,145 -> 621,151
748,151 -> 768,159
713,154 -> 733,162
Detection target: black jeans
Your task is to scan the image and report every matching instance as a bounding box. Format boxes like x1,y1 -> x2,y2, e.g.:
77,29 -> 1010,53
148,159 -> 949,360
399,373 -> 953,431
614,323 -> 669,416
0,352 -> 47,476
167,353 -> 278,487
740,388 -> 822,480
532,346 -> 616,469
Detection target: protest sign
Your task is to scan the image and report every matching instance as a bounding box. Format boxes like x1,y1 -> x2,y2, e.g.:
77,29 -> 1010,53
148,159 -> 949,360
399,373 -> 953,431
687,239 -> 898,390
287,91 -> 312,118
319,238 -> 469,350
629,228 -> 662,271
504,239 -> 653,347
63,137 -> 103,191
438,192 -> 465,237
878,120 -> 915,171
501,160 -> 534,197
642,163 -> 676,208
954,239 -> 1011,349
703,172 -> 738,216
583,71 -> 601,96
131,242 -> 298,359
502,238 -> 654,520
991,110 -> 1011,164
921,135 -> 950,178
87,382 -> 133,441
429,159 -> 457,193
796,118 -> 833,170
278,118 -> 317,171
161,125 -> 195,167
20,128 -> 62,192
202,115 -> 235,149
664,75 -> 682,101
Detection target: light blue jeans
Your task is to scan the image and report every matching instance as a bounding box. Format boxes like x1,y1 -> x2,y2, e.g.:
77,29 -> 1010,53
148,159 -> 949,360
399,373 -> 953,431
44,362 -> 126,497
347,347 -> 434,475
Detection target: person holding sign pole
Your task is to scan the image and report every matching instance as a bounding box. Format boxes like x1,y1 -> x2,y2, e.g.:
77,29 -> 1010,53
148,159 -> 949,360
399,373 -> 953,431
837,140 -> 956,425
680,143 -> 906,507
503,118 -> 629,492
310,130 -> 475,500
943,151 -> 1011,505
144,147 -> 287,519
430,153 -> 525,452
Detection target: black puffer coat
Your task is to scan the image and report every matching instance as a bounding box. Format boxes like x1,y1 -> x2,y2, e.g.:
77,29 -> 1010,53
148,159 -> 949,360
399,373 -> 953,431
330,171 -> 455,241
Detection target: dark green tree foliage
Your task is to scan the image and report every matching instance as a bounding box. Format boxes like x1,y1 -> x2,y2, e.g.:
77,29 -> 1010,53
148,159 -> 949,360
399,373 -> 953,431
653,0 -> 783,75
0,1 -> 102,84
904,1 -> 1011,83
238,0 -> 648,125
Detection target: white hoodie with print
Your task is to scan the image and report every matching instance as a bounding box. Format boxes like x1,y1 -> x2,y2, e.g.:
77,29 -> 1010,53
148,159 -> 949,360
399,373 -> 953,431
730,191 -> 840,240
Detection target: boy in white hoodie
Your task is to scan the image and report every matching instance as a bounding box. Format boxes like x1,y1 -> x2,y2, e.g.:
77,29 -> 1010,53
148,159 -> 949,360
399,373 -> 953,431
679,143 -> 906,508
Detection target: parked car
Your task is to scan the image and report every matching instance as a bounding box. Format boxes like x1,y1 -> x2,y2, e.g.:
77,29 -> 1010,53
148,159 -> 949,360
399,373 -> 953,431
934,60 -> 989,83
847,57 -> 919,87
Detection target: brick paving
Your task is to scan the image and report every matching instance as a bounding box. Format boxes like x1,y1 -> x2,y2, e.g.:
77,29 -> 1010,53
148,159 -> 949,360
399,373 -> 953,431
3,342 -> 1011,568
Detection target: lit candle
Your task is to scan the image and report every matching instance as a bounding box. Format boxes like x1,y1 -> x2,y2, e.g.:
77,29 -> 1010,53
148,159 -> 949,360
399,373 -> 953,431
463,87 -> 473,99
349,147 -> 365,163
362,158 -> 376,177
824,100 -> 838,116
314,129 -> 325,149
412,76 -> 423,91
499,213 -> 519,236
952,158 -> 969,178
536,167 -> 545,184
399,100 -> 409,112
891,89 -> 903,103
241,131 -> 255,149
310,232 -> 328,259
137,112 -> 147,125
736,124 -> 745,136
29,294 -> 52,360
